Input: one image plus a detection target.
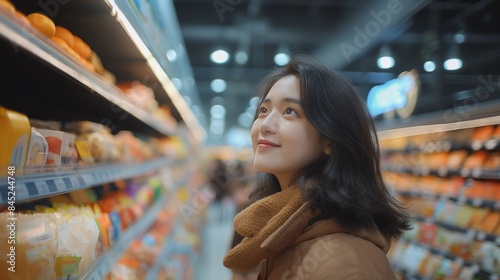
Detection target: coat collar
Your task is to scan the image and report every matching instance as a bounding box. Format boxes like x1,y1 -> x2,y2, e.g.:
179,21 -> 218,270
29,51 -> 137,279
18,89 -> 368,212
261,201 -> 391,254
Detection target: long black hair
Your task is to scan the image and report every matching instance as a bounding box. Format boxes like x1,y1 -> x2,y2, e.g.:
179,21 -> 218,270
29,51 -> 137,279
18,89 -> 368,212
249,55 -> 411,239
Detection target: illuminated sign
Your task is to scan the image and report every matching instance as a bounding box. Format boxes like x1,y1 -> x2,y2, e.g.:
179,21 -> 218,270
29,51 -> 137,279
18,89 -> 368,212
367,69 -> 419,118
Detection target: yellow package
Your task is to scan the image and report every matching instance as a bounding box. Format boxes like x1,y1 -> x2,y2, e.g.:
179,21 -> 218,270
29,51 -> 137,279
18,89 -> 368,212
0,213 -> 58,280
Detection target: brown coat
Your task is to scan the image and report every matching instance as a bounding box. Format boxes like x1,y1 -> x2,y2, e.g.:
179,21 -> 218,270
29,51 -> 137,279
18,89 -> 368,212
257,203 -> 397,280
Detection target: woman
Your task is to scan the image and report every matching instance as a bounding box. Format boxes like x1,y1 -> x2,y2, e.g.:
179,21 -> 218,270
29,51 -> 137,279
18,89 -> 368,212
223,55 -> 411,279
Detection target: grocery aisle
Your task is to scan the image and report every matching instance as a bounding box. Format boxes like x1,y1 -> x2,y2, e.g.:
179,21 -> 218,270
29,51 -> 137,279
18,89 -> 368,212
195,198 -> 237,280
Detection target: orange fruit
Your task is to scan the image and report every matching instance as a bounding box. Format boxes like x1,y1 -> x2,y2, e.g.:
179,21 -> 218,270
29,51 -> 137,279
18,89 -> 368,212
73,35 -> 91,59
54,26 -> 74,49
0,1 -> 15,14
15,11 -> 30,27
27,13 -> 55,38
51,36 -> 69,52
67,47 -> 81,61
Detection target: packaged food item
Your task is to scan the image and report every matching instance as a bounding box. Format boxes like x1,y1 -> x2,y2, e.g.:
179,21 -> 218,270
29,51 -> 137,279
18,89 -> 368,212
0,213 -> 59,280
462,151 -> 489,170
29,119 -> 61,131
432,258 -> 462,279
74,137 -> 94,164
479,212 -> 500,233
0,107 -> 30,175
37,129 -> 76,167
446,150 -> 468,170
471,125 -> 495,150
483,152 -> 500,170
418,254 -> 442,278
24,127 -> 49,174
55,215 -> 99,279
64,121 -> 121,162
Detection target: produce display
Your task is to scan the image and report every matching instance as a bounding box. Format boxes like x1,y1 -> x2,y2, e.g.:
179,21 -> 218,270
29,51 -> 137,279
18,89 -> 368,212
382,125 -> 500,279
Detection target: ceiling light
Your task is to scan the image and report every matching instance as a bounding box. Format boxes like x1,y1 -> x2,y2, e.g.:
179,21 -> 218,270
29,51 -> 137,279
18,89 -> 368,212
211,96 -> 225,106
210,79 -> 227,93
454,33 -> 465,44
444,58 -> 463,71
238,112 -> 253,128
166,49 -> 177,62
235,51 -> 248,65
377,45 -> 394,69
274,53 -> 290,66
249,97 -> 259,108
443,45 -> 462,71
210,104 -> 226,118
423,61 -> 436,72
210,49 -> 230,64
210,119 -> 225,135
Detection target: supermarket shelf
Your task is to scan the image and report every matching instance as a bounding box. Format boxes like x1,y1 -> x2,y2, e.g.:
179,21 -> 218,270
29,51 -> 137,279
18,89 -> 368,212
382,138 -> 499,155
79,193 -> 171,280
384,165 -> 500,180
102,0 -> 206,142
0,158 -> 172,205
146,222 -> 177,279
403,238 -> 497,279
397,191 -> 500,210
377,99 -> 500,140
390,262 -> 424,280
0,7 -> 174,137
415,216 -> 500,245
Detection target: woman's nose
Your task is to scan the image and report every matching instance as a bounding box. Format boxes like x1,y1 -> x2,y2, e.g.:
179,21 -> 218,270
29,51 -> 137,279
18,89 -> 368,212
260,112 -> 277,134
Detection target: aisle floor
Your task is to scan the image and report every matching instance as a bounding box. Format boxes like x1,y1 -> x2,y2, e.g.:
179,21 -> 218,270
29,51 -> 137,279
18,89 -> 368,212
195,199 -> 236,280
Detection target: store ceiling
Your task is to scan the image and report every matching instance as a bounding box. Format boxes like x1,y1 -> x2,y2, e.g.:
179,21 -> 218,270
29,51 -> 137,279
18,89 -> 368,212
172,0 -> 500,144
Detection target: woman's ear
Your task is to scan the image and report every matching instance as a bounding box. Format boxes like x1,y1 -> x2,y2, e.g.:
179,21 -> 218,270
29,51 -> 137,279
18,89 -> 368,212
324,139 -> 332,156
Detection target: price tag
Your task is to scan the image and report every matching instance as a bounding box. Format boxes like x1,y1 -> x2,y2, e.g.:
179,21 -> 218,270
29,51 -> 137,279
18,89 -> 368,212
472,198 -> 482,207
53,178 -> 66,191
35,181 -> 50,195
16,182 -> 29,200
69,177 -> 81,189
471,168 -> 482,178
82,174 -> 95,185
438,167 -> 448,177
457,196 -> 467,205
471,141 -> 483,151
460,168 -> 471,177
466,229 -> 476,239
476,231 -> 486,241
105,171 -> 112,181
485,139 -> 498,150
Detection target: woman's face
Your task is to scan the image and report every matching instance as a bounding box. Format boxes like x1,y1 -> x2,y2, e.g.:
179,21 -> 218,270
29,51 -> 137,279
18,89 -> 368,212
250,75 -> 330,188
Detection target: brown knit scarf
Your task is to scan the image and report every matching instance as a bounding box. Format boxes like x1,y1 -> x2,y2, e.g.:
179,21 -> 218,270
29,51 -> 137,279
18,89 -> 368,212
223,186 -> 303,272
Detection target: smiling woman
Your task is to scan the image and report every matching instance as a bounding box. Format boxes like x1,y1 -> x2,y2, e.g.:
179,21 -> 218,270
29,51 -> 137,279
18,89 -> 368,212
223,55 -> 411,280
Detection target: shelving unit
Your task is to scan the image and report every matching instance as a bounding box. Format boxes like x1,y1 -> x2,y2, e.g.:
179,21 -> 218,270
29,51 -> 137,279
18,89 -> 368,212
0,158 -> 172,204
379,101 -> 500,279
0,0 -> 198,278
79,193 -> 172,280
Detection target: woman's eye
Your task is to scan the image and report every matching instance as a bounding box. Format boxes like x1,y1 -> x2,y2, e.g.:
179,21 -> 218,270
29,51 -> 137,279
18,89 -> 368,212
258,107 -> 268,114
284,108 -> 297,115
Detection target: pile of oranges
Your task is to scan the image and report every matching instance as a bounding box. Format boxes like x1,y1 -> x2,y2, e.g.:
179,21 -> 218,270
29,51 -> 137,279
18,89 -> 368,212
1,0 -> 102,74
